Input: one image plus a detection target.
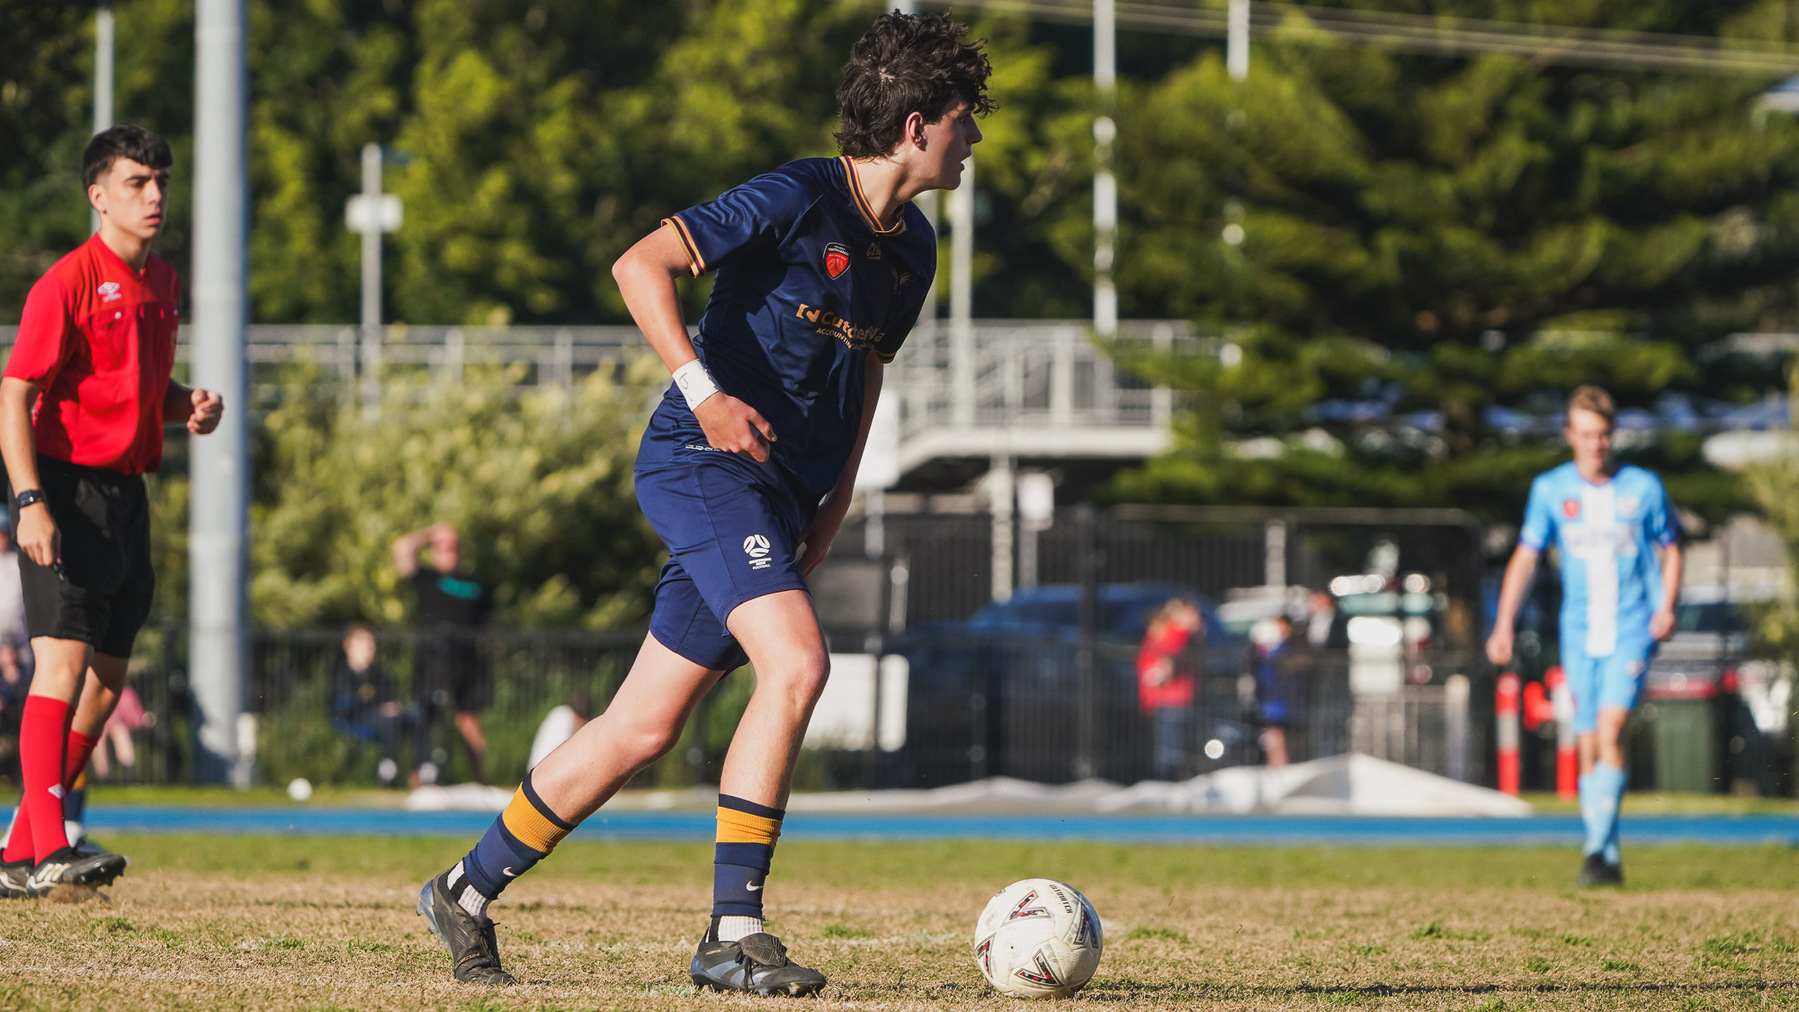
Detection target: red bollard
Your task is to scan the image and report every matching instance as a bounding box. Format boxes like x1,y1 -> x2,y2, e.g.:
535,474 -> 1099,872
1496,671 -> 1521,796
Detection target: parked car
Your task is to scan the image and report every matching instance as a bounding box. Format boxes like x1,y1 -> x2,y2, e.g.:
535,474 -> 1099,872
889,583 -> 1247,786
1645,596 -> 1750,696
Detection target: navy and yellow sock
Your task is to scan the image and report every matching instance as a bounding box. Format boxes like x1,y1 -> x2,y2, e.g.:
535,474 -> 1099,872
449,773 -> 574,914
712,794 -> 783,939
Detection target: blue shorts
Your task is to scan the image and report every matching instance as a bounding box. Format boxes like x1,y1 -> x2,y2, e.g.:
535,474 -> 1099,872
1562,639 -> 1655,733
635,452 -> 815,673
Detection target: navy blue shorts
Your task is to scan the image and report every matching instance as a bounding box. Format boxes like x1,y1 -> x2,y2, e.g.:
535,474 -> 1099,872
635,452 -> 816,672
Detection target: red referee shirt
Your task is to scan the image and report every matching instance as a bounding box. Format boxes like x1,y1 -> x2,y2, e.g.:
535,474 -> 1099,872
4,234 -> 180,475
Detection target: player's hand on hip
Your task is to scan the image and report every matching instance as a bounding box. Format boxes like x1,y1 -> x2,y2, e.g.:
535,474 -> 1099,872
15,505 -> 58,568
694,394 -> 775,462
1650,607 -> 1676,641
188,388 -> 224,435
1484,628 -> 1513,667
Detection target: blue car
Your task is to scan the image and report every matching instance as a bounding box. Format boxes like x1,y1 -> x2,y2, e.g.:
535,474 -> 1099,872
889,583 -> 1247,786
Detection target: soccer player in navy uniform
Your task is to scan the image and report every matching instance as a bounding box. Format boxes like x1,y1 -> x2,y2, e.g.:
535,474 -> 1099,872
415,12 -> 991,991
0,126 -> 223,897
1487,386 -> 1681,886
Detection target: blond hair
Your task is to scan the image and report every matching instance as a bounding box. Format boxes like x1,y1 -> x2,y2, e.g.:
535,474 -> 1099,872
1567,385 -> 1616,427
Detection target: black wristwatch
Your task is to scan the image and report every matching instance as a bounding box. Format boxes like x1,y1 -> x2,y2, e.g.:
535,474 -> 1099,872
13,490 -> 45,510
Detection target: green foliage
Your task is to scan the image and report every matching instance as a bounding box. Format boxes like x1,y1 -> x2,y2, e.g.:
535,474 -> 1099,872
1743,374 -> 1799,651
1097,1 -> 1799,518
244,359 -> 664,629
143,358 -> 665,634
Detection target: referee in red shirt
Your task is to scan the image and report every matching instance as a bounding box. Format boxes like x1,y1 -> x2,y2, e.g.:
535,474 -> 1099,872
0,126 -> 222,897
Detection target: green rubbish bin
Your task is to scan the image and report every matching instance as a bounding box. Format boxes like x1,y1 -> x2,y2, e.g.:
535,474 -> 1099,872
1647,682 -> 1720,794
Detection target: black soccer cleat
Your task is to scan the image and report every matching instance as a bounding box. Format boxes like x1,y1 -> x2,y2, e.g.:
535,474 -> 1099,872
1576,852 -> 1623,887
0,860 -> 30,899
691,932 -> 827,996
70,838 -> 129,884
416,872 -> 516,985
26,846 -> 128,896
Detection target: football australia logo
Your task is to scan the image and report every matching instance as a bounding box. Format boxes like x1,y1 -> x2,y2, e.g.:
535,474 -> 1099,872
824,242 -> 850,279
743,534 -> 773,571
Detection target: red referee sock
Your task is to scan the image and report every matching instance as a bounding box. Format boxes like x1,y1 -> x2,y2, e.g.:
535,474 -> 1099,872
12,697 -> 73,864
3,725 -> 101,864
64,730 -> 99,790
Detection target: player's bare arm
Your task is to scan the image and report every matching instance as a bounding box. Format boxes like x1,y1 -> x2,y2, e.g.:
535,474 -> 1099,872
1484,543 -> 1540,667
796,355 -> 883,577
161,379 -> 224,435
1650,541 -> 1683,641
0,377 -> 55,567
611,226 -> 775,461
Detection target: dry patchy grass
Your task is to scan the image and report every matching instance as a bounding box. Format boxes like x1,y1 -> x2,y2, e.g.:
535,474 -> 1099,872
0,837 -> 1791,1010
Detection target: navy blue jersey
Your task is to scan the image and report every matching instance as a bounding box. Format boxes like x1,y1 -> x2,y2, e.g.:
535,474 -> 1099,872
638,156 -> 936,497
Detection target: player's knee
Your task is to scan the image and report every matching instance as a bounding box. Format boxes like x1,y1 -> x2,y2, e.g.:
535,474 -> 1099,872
623,722 -> 687,769
757,651 -> 830,706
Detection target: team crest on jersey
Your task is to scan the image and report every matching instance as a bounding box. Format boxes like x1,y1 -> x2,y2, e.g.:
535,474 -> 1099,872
1562,499 -> 1580,520
96,281 -> 122,302
824,242 -> 851,279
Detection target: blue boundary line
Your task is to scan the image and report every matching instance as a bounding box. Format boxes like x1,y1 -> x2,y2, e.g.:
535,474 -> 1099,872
82,807 -> 1799,846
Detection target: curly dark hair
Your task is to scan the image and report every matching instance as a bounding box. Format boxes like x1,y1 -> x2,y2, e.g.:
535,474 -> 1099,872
835,10 -> 994,159
83,125 -> 171,188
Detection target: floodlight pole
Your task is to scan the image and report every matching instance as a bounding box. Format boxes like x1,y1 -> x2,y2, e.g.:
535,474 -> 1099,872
190,0 -> 251,786
359,143 -> 384,416
1093,0 -> 1118,337
90,5 -> 114,234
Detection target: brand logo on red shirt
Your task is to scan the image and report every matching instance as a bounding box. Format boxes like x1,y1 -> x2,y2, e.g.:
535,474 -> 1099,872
1562,499 -> 1580,519
824,243 -> 850,279
96,282 -> 122,302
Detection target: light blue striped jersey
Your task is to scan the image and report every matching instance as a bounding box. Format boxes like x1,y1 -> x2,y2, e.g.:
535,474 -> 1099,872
1519,462 -> 1679,658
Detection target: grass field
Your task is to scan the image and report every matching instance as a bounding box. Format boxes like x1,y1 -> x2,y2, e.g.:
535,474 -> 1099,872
0,835 -> 1794,1010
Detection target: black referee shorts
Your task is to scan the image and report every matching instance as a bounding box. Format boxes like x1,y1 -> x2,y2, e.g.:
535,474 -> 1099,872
11,457 -> 154,658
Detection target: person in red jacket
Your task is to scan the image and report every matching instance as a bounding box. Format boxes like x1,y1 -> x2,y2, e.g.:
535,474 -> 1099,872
0,125 -> 222,898
1137,598 -> 1203,780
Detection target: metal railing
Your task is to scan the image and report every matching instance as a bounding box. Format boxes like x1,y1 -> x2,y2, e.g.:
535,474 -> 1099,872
886,319 -> 1201,470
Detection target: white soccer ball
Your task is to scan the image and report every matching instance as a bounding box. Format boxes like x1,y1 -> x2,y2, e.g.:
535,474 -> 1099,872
286,777 -> 313,802
973,878 -> 1103,998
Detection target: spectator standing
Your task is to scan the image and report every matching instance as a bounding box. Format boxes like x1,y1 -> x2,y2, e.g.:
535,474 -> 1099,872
1304,588 -> 1350,650
392,524 -> 494,784
1255,615 -> 1309,767
1137,599 -> 1203,780
1304,588 -> 1352,757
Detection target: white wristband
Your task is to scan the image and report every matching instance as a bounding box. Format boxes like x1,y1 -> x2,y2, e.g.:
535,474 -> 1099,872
673,359 -> 719,412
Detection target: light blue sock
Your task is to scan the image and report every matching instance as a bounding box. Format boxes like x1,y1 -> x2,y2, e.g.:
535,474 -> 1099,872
1577,773 -> 1594,854
1602,765 -> 1628,866
1586,762 -> 1626,862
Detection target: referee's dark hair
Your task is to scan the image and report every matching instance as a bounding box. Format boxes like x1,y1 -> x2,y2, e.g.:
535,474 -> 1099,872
82,125 -> 172,188
835,10 -> 995,159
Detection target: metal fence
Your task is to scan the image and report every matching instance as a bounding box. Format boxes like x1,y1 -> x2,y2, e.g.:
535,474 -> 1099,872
888,639 -> 1486,788
39,625 -> 1491,794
